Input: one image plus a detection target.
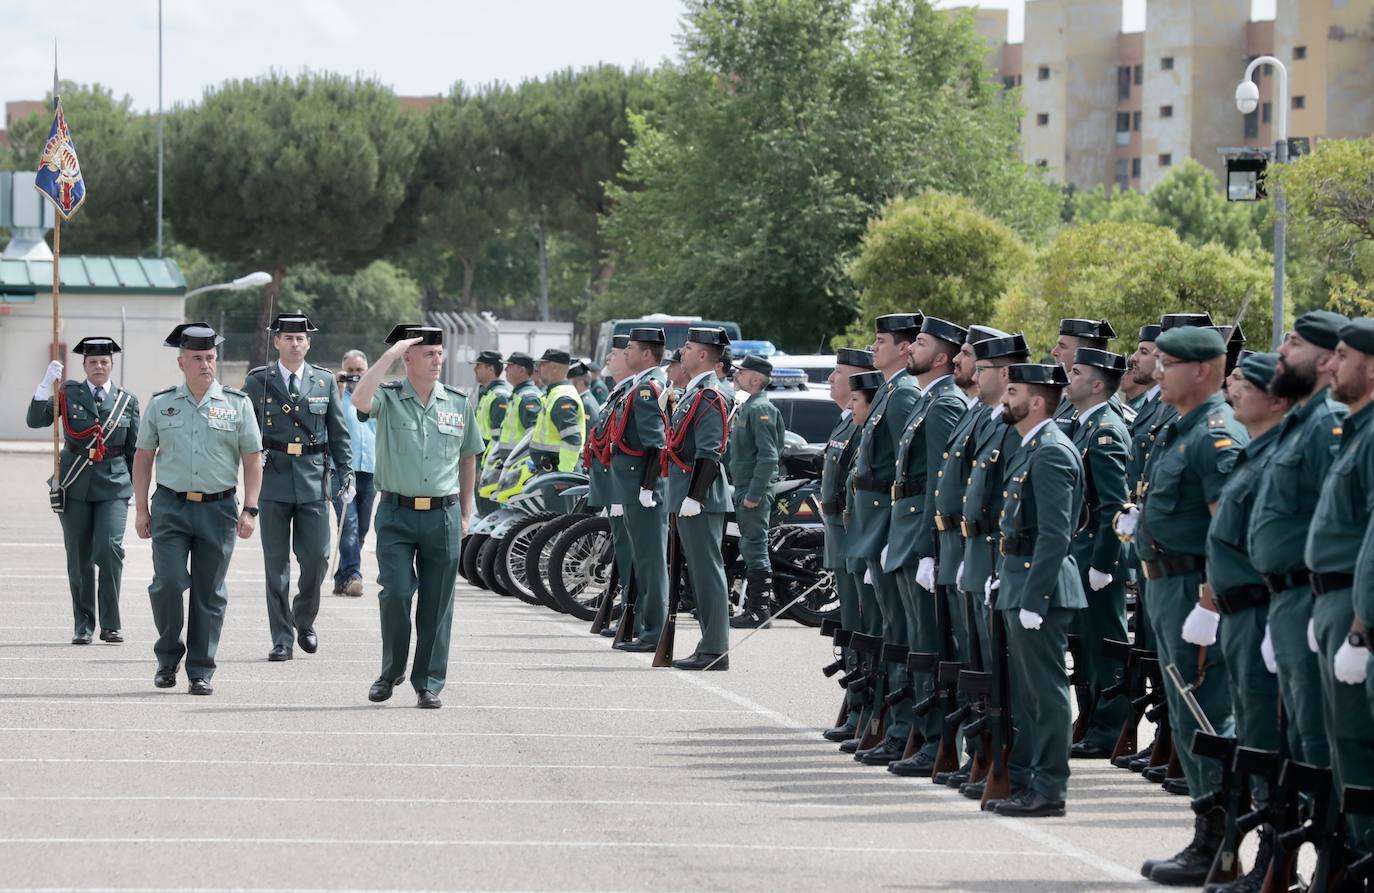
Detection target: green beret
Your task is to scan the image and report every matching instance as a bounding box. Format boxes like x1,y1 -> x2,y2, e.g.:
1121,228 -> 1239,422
1156,325 -> 1226,361
1339,318 -> 1374,356
1239,351 -> 1279,390
1294,310 -> 1349,350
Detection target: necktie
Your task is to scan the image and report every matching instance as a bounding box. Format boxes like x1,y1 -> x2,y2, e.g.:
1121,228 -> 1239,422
93,387 -> 105,405
288,372 -> 299,401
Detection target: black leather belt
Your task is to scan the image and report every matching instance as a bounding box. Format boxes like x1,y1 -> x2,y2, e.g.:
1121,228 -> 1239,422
853,475 -> 893,494
1311,572 -> 1355,596
960,518 -> 989,539
1000,531 -> 1035,556
158,485 -> 235,503
1214,583 -> 1270,615
820,498 -> 845,516
1141,553 -> 1206,581
381,491 -> 459,511
934,513 -> 960,533
1263,569 -> 1311,594
892,480 -> 924,499
266,440 -> 327,456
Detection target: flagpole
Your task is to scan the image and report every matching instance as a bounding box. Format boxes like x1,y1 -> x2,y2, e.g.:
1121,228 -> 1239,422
51,215 -> 61,481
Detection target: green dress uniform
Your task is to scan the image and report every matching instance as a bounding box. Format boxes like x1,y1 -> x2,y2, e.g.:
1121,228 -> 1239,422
243,360 -> 352,652
368,378 -> 483,696
821,409 -> 865,730
138,380 -> 262,682
1247,386 -> 1346,767
728,389 -> 784,571
580,389 -> 601,438
609,367 -> 671,646
27,377 -> 140,640
586,377 -> 635,634
474,378 -> 511,517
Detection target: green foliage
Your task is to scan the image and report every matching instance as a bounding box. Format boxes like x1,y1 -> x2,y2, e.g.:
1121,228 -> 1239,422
839,192 -> 1031,346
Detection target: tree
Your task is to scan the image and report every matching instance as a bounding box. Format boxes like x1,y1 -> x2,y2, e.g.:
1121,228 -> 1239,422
166,72 -> 421,356
840,191 -> 1031,345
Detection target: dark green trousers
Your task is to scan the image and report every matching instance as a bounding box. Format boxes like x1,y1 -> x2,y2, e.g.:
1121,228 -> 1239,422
896,569 -> 940,757
59,497 -> 127,636
259,498 -> 330,647
375,501 -> 462,695
1269,585 -> 1330,767
622,501 -> 668,644
1218,604 -> 1280,806
1070,546 -> 1131,750
733,494 -> 771,572
1003,606 -> 1077,800
836,570 -> 863,726
679,512 -> 728,655
609,515 -> 638,636
868,564 -> 911,744
1313,590 -> 1374,851
147,489 -> 237,680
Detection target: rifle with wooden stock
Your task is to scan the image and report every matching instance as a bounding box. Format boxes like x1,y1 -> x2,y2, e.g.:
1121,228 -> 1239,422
651,513 -> 682,668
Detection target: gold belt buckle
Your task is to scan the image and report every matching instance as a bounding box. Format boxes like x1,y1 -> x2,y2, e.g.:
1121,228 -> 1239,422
934,515 -> 947,532
959,520 -> 973,538
186,491 -> 204,503
413,497 -> 432,510
287,443 -> 304,456
1142,562 -> 1154,580
890,483 -> 898,501
998,539 -> 1007,556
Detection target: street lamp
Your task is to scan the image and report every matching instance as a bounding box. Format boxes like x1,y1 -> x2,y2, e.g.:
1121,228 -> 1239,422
1236,56 -> 1288,350
183,270 -> 272,299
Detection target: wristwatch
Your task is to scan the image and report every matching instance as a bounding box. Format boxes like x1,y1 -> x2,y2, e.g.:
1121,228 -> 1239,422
1348,630 -> 1368,650
242,505 -> 260,518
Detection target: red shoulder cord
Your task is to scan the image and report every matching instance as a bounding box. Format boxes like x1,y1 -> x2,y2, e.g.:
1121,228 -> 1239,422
59,388 -> 108,462
583,397 -> 618,468
609,379 -> 663,458
661,388 -> 729,475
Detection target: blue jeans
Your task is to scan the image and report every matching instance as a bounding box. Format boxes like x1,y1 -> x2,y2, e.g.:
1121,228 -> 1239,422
331,471 -> 375,585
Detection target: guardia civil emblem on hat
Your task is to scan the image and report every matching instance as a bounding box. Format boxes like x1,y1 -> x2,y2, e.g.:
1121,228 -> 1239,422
835,347 -> 875,369
164,323 -> 224,350
875,313 -> 924,335
72,337 -> 120,356
384,324 -> 442,346
1007,363 -> 1070,387
627,327 -> 666,345
269,313 -> 318,334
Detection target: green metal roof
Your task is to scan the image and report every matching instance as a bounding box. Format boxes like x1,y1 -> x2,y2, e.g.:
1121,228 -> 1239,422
0,255 -> 185,296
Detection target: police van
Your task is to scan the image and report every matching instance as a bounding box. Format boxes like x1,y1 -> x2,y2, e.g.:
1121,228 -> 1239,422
594,314 -> 742,364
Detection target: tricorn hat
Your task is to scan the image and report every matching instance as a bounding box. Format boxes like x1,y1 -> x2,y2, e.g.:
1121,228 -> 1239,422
875,313 -> 924,335
686,327 -> 730,347
73,337 -> 121,356
974,332 -> 1030,362
835,347 -> 875,369
1007,363 -> 1070,387
164,323 -> 224,350
850,371 -> 885,395
385,324 -> 442,346
627,327 -> 666,345
1073,347 -> 1128,374
269,313 -> 317,334
921,316 -> 968,345
1059,318 -> 1117,341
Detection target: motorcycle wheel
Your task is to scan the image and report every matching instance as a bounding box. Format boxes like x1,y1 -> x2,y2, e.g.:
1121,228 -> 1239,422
775,542 -> 838,627
496,512 -> 557,606
478,534 -> 510,597
524,513 -> 587,611
462,534 -> 489,589
548,515 -> 617,621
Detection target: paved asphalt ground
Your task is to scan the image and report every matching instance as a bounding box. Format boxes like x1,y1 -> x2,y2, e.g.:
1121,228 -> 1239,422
0,450 -> 1218,892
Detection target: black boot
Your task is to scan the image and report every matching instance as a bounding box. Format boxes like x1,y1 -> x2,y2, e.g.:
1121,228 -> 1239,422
1148,807 -> 1226,885
1203,824 -> 1273,893
730,570 -> 773,629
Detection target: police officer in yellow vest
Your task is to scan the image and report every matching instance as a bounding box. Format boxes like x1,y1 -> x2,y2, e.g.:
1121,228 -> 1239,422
530,349 -> 586,473
27,338 -> 141,645
352,324 -> 484,709
133,323 -> 263,695
472,350 -> 511,516
480,353 -> 543,500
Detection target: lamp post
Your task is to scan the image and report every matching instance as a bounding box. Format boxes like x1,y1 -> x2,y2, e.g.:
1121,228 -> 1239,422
1235,56 -> 1288,350
183,270 -> 273,300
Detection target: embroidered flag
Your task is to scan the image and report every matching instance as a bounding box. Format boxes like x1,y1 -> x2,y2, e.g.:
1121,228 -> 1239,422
34,97 -> 86,219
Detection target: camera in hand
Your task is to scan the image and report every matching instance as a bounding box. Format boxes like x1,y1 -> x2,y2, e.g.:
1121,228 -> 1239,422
337,373 -> 362,384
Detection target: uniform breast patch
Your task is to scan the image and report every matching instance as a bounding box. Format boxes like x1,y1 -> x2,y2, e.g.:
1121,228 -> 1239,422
437,410 -> 465,428
208,406 -> 239,421
161,406 -> 179,417
1098,435 -> 1113,445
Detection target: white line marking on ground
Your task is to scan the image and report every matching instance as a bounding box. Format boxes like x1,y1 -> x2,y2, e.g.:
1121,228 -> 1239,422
0,727 -> 789,742
0,795 -> 917,811
0,698 -> 747,713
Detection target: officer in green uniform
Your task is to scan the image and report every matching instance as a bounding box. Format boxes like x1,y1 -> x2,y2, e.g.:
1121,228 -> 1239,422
588,336 -> 636,639
845,313 -> 922,761
1123,326 -> 1246,885
1307,320 -> 1374,861
479,353 -> 542,500
728,354 -> 786,629
1050,319 -> 1118,422
665,349 -> 689,393
569,359 -> 602,438
352,325 -> 483,709
714,349 -> 737,408
1062,348 -> 1132,759
243,314 -> 353,661
988,363 -> 1085,817
819,348 -> 875,742
471,349 -> 510,517
133,324 -> 263,694
530,349 -> 586,472
27,338 -> 141,644
664,327 -> 733,670
885,316 -> 969,775
587,359 -> 610,405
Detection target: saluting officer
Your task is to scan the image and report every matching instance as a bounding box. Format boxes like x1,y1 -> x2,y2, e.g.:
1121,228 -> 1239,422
351,325 -> 483,709
1050,319 -> 1119,422
728,354 -> 786,629
471,349 -> 510,518
133,324 -> 262,695
529,349 -> 586,472
243,314 -> 353,661
663,327 -> 733,670
479,352 -> 542,501
27,338 -> 141,644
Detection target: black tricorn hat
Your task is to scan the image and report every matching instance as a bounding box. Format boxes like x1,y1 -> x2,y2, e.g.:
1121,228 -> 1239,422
966,325 -> 1008,346
1212,323 -> 1248,375
505,352 -> 535,370
627,327 -> 666,345
539,348 -> 572,365
1059,318 -> 1117,340
385,324 -> 442,346
73,336 -> 121,356
686,326 -> 730,347
875,312 -> 924,335
1139,324 -> 1162,343
568,359 -> 590,378
1160,312 -> 1214,331
269,313 -> 317,334
164,322 -> 224,350
974,332 -> 1030,361
1007,363 -> 1070,387
921,316 -> 968,345
1073,347 -> 1128,374
474,349 -> 504,367
850,371 -> 885,394
835,347 -> 875,369
610,334 -> 631,349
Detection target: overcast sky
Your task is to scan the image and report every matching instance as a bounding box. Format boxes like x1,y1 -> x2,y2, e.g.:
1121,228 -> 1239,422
1,0 -> 1281,118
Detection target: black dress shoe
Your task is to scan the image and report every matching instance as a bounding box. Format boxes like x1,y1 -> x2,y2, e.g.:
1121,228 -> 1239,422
1162,777 -> 1191,796
98,629 -> 123,644
888,751 -> 936,777
417,690 -> 442,709
267,644 -> 293,662
994,789 -> 1066,818
1143,764 -> 1169,782
959,780 -> 985,800
982,787 -> 1027,812
1071,740 -> 1113,759
933,758 -> 973,785
369,676 -> 403,702
153,667 -> 177,689
857,738 -> 905,766
1117,743 -> 1153,770
839,737 -> 861,754
822,722 -> 857,743
71,633 -> 92,645
188,679 -> 213,696
297,627 -> 318,654
673,652 -> 728,671
613,639 -> 657,652
598,627 -> 617,638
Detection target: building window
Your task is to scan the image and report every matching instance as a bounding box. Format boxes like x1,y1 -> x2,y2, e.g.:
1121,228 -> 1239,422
1160,105 -> 1174,118
1003,75 -> 1016,90
1132,157 -> 1141,178
1118,66 -> 1132,100
1262,102 -> 1272,123
1159,153 -> 1173,167
1038,66 -> 1051,81
1116,158 -> 1130,183
1035,159 -> 1049,168
1116,111 -> 1131,132
1294,45 -> 1307,60
1161,56 -> 1174,70
1133,110 -> 1142,131
1036,113 -> 1050,126
1294,95 -> 1306,109
1245,110 -> 1259,139
1133,64 -> 1143,85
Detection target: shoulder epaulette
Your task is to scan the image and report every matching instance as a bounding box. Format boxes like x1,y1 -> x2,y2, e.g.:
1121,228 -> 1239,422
313,366 -> 334,376
247,365 -> 269,376
222,386 -> 248,398
380,381 -> 403,390
152,386 -> 176,397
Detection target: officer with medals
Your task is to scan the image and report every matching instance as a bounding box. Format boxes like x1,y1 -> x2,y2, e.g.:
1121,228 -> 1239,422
819,348 -> 875,742
569,359 -> 602,437
471,349 -> 511,517
885,316 -> 969,775
1061,347 -> 1133,760
27,337 -> 141,645
529,349 -> 586,472
133,323 -> 262,695
480,353 -> 543,501
608,328 -> 671,651
663,327 -> 733,670
351,325 -> 483,709
243,314 -> 353,661
1050,319 -> 1119,422
586,336 -> 635,638
984,362 -> 1085,817
727,354 -> 787,629
844,313 -> 921,761
1119,326 -> 1247,885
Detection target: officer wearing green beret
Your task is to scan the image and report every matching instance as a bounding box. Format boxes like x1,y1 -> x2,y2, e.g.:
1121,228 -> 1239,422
352,325 -> 483,709
587,336 -> 637,638
530,349 -> 586,473
1307,319 -> 1374,859
27,337 -> 141,644
727,353 -> 786,629
845,313 -> 922,762
471,350 -> 511,517
133,324 -> 263,694
1062,348 -> 1133,760
569,359 -> 602,439
986,363 -> 1086,817
1123,325 -> 1246,885
608,328 -> 671,651
885,316 -> 970,775
1248,309 -> 1348,772
243,314 -> 353,661
479,353 -> 543,501
1051,319 -> 1119,422
664,327 -> 733,670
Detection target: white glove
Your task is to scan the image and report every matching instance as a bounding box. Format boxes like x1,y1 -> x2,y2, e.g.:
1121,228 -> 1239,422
880,545 -> 889,567
261,453 -> 269,469
1181,604 -> 1221,646
1307,618 -> 1319,653
916,557 -> 936,591
338,476 -> 356,506
1089,568 -> 1113,591
609,504 -> 624,517
679,497 -> 702,518
34,360 -> 64,400
1018,609 -> 1043,630
638,488 -> 656,509
864,568 -> 874,586
1261,623 -> 1278,674
956,562 -> 965,591
1114,506 -> 1139,538
1334,640 -> 1368,685
984,576 -> 999,607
